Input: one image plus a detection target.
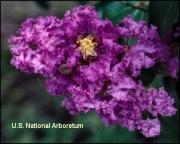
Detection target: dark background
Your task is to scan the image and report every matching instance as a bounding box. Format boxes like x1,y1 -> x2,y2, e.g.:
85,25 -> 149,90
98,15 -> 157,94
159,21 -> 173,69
1,1 -> 179,143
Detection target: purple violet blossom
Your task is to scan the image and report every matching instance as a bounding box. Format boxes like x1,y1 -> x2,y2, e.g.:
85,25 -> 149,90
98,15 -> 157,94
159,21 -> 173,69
8,5 -> 178,138
8,16 -> 64,77
137,118 -> 161,138
117,16 -> 179,78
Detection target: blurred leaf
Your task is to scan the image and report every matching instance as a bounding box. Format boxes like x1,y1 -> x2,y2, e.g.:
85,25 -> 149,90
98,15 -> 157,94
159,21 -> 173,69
89,125 -> 143,143
95,1 -> 148,24
149,1 -> 179,36
149,75 -> 163,88
35,1 -> 49,10
1,49 -> 13,78
127,37 -> 137,46
156,114 -> 179,143
77,1 -> 89,5
74,113 -> 144,143
138,68 -> 155,86
162,76 -> 179,106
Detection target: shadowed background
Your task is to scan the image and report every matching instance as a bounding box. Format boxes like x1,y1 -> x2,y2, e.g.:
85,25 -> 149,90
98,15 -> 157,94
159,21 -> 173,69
1,1 -> 179,143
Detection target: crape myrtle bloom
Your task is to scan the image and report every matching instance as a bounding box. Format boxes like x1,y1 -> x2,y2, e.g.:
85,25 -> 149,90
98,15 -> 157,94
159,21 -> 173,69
117,16 -> 179,78
59,5 -> 123,69
45,5 -> 122,115
96,80 -> 176,137
57,8 -> 176,137
137,118 -> 161,138
45,5 -> 123,96
58,70 -> 176,138
9,5 -> 177,138
8,16 -> 64,77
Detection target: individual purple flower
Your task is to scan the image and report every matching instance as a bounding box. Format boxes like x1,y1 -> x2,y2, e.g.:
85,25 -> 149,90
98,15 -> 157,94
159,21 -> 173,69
44,5 -> 123,96
59,5 -> 122,68
119,43 -> 157,77
142,87 -> 177,117
45,74 -> 72,96
117,16 -> 160,41
9,16 -> 63,77
137,118 -> 160,138
95,99 -> 118,126
117,16 -> 179,78
107,73 -> 136,101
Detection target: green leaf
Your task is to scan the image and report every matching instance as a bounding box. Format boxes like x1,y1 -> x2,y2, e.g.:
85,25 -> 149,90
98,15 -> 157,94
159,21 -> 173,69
149,1 -> 179,36
138,68 -> 155,86
156,114 -> 179,143
162,76 -> 179,106
77,0 -> 89,5
149,75 -> 163,88
95,1 -> 148,24
34,1 -> 49,10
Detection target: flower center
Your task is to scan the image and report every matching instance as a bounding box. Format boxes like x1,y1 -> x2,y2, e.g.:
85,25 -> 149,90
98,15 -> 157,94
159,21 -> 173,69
76,35 -> 97,59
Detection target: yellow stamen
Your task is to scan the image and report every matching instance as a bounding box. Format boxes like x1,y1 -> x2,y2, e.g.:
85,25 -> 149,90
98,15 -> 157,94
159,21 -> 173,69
76,35 -> 97,59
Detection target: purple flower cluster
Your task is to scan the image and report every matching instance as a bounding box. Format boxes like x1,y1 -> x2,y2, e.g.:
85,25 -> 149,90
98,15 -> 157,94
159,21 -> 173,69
9,5 -> 178,137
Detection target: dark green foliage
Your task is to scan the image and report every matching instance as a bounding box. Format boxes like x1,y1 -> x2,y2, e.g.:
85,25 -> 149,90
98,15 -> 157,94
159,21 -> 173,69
149,1 -> 179,36
95,1 -> 148,23
35,1 -> 49,10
